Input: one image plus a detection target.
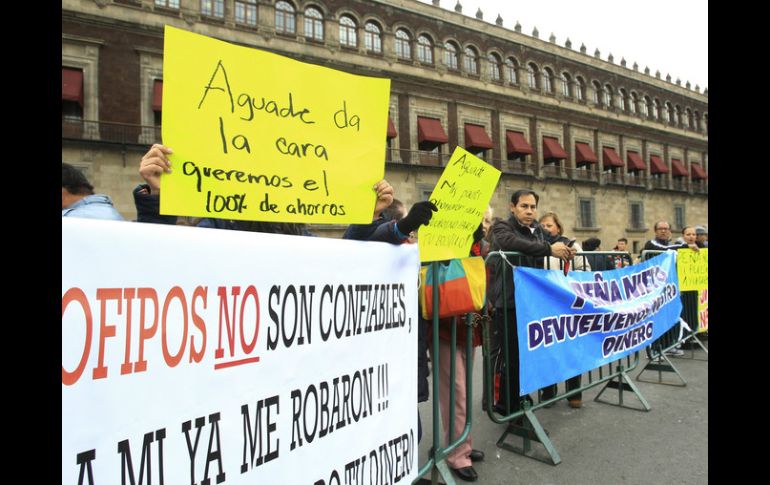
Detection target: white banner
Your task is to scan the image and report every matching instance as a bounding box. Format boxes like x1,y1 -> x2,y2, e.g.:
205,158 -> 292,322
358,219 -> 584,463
62,218 -> 419,485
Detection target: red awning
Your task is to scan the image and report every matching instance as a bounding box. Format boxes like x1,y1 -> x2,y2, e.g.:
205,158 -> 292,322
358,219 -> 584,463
690,162 -> 708,180
542,136 -> 567,159
575,142 -> 598,165
464,124 -> 494,150
649,155 -> 669,174
602,147 -> 624,168
387,117 -> 397,139
62,67 -> 84,106
417,117 -> 449,144
626,151 -> 647,171
671,158 -> 688,177
505,131 -> 533,155
152,79 -> 163,112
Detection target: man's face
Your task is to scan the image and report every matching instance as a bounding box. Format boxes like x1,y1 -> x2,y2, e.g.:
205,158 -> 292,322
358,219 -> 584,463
617,240 -> 627,251
511,194 -> 537,226
654,223 -> 671,241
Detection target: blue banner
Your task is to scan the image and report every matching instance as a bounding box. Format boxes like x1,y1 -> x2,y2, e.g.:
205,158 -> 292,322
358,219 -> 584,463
514,252 -> 682,395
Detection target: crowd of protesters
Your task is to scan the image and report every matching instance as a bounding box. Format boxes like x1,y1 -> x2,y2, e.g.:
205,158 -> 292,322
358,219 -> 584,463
62,151 -> 707,483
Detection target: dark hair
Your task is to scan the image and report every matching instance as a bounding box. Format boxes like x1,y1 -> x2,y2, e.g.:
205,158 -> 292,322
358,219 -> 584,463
653,220 -> 671,230
62,163 -> 94,195
511,189 -> 539,206
381,198 -> 406,222
617,237 -> 628,243
582,237 -> 601,251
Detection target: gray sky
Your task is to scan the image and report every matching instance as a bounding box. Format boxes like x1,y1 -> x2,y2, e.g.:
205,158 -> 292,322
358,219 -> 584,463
419,0 -> 708,91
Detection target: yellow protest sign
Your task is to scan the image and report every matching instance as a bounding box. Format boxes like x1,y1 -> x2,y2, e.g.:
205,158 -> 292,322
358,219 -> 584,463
676,248 -> 708,291
418,147 -> 501,262
160,26 -> 391,223
697,288 -> 708,333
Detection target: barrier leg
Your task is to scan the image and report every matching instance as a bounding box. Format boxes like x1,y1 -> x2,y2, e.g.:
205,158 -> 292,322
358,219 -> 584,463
635,352 -> 688,386
681,332 -> 709,360
495,401 -> 561,465
594,365 -> 651,411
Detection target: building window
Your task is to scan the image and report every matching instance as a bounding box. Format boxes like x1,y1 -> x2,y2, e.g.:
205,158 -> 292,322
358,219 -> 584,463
417,35 -> 434,64
592,81 -> 601,105
505,57 -> 518,84
235,0 -> 257,26
653,99 -> 661,120
155,0 -> 179,8
304,7 -> 323,41
201,0 -> 224,18
339,15 -> 357,47
543,68 -> 554,93
364,21 -> 382,53
561,72 -> 571,97
629,202 -> 644,230
275,1 -> 296,34
686,108 -> 694,129
62,67 -> 84,121
527,63 -> 538,89
444,41 -> 459,70
695,111 -> 702,131
637,96 -> 648,117
395,29 -> 412,60
575,76 -> 585,101
578,197 -> 596,228
488,53 -> 502,81
619,89 -> 627,111
629,92 -> 638,114
464,46 -> 479,75
604,84 -> 613,108
674,205 -> 685,231
675,105 -> 683,126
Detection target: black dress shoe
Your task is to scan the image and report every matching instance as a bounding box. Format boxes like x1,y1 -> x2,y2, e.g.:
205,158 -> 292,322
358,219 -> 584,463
469,449 -> 485,462
452,466 -> 478,482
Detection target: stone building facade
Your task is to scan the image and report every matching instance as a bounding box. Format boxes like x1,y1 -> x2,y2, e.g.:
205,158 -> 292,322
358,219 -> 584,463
62,0 -> 708,251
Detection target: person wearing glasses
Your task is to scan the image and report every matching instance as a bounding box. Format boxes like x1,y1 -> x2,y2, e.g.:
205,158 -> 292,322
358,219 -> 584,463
640,220 -> 681,259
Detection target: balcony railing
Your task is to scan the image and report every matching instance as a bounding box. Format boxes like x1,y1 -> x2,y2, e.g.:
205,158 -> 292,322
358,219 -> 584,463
671,177 -> 688,192
62,126 -> 707,195
62,119 -> 162,145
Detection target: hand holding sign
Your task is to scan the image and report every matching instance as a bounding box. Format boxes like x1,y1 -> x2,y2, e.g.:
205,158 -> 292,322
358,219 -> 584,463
397,201 -> 438,234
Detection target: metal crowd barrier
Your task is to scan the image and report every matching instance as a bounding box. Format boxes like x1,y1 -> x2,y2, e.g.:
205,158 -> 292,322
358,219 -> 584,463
481,251 -> 650,467
635,250 -> 709,386
413,261 -> 476,485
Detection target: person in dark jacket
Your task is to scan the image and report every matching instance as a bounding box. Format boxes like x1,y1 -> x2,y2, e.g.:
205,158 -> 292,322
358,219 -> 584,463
487,189 -> 574,416
581,237 -> 615,271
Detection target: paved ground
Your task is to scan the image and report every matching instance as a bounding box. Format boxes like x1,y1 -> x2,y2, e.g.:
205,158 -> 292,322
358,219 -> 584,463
415,339 -> 708,485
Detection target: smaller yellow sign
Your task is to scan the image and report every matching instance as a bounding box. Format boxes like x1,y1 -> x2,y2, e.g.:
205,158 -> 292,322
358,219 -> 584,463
697,288 -> 708,333
676,248 -> 708,291
418,147 -> 501,262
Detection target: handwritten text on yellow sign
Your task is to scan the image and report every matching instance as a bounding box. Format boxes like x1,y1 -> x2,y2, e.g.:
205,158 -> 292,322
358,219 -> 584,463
419,147 -> 501,262
677,248 -> 708,291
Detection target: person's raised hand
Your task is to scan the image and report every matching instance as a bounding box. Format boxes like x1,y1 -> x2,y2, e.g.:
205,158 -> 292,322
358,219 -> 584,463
139,144 -> 173,194
397,201 -> 438,234
373,179 -> 394,219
